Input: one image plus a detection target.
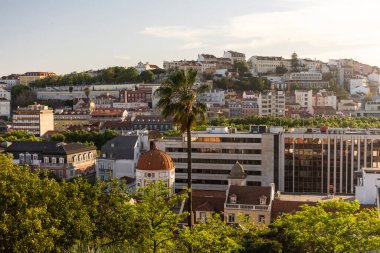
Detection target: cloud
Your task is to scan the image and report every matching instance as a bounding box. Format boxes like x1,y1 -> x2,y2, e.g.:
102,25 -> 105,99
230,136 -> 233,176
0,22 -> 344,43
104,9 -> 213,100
140,0 -> 380,63
141,26 -> 216,40
114,55 -> 131,60
182,42 -> 208,49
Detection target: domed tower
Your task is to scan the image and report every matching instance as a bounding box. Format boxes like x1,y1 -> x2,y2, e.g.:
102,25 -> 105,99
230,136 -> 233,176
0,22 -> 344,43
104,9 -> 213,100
136,144 -> 175,193
228,161 -> 247,186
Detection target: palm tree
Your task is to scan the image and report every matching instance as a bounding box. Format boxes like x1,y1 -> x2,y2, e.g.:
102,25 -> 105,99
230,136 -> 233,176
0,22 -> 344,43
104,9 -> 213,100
154,69 -> 207,229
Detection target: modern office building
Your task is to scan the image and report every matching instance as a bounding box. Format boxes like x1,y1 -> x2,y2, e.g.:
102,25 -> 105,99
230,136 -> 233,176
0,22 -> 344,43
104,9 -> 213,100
156,126 -> 282,191
281,128 -> 380,194
12,104 -> 54,136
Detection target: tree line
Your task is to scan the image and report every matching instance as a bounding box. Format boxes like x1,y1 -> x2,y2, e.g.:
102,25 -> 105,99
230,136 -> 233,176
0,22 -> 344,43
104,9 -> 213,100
29,66 -> 164,88
0,130 -> 118,150
0,153 -> 379,252
209,115 -> 380,131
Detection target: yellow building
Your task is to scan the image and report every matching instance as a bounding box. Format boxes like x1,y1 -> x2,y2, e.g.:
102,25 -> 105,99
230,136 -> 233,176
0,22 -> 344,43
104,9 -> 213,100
224,162 -> 274,226
54,109 -> 91,131
19,72 -> 56,86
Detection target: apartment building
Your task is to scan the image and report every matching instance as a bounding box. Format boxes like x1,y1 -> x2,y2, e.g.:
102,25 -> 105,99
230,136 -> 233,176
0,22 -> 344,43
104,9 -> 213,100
12,104 -> 54,136
156,126 -> 282,191
97,134 -> 149,181
4,141 -> 97,180
281,128 -> 380,194
223,51 -> 245,63
197,89 -> 225,105
248,56 -> 290,74
313,90 -> 337,109
295,90 -> 313,113
337,66 -> 354,87
289,72 -> 322,81
258,90 -> 285,117
357,100 -> 380,117
54,109 -> 91,131
19,72 -> 56,86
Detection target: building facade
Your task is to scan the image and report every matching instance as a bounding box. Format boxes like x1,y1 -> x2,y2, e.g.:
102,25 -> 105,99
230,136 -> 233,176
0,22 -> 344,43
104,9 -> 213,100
136,144 -> 176,194
4,141 -> 97,180
156,126 -> 281,191
20,72 -> 56,86
281,128 -> 380,194
97,134 -> 149,181
258,90 -> 285,117
12,104 -> 54,136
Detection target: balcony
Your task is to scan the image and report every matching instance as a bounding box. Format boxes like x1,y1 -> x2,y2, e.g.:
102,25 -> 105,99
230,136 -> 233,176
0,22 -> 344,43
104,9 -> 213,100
225,203 -> 269,211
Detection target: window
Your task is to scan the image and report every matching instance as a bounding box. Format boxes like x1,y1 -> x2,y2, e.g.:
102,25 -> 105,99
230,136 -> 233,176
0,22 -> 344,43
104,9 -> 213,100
33,154 -> 38,160
51,157 -> 57,164
244,214 -> 250,222
59,158 -> 64,164
79,155 -> 83,161
73,156 -> 77,162
89,152 -> 93,159
259,195 -> 267,205
200,212 -> 206,222
230,194 -> 237,204
19,153 -> 25,161
58,170 -> 63,178
258,215 -> 265,223
228,213 -> 235,223
44,157 -> 49,163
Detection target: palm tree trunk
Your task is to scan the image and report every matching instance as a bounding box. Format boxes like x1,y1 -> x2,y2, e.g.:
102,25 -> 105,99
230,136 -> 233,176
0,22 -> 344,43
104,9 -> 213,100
186,124 -> 193,229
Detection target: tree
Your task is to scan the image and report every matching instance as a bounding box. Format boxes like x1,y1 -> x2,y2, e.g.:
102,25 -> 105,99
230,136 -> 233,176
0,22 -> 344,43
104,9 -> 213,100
275,66 -> 288,75
154,69 -> 207,229
271,200 -> 380,253
291,52 -> 300,72
177,214 -> 242,253
133,182 -> 187,253
84,87 -> 90,99
140,70 -> 156,83
234,61 -> 249,74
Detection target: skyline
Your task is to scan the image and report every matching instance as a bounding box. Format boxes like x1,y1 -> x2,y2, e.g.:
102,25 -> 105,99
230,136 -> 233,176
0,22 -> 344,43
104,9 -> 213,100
1,0 -> 380,76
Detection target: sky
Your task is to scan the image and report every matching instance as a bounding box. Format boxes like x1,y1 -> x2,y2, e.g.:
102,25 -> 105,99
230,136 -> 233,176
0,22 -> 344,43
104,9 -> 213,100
1,0 -> 380,76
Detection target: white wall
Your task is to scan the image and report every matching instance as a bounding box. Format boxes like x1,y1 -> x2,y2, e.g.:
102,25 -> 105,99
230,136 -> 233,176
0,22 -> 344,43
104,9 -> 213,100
355,170 -> 380,205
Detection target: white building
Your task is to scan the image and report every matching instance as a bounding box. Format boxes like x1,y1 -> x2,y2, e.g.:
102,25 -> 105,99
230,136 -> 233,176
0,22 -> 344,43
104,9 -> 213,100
338,99 -> 360,112
357,100 -> 380,117
135,62 -> 159,74
289,72 -> 322,81
136,144 -> 176,194
223,51 -> 246,63
96,134 -> 149,182
156,126 -> 281,191
197,89 -> 225,105
0,78 -> 19,88
258,90 -> 285,117
295,90 -> 313,113
0,99 -> 10,120
355,168 -> 380,205
349,79 -> 370,95
0,87 -> 11,100
313,90 -> 337,110
368,73 -> 380,83
248,56 -> 290,74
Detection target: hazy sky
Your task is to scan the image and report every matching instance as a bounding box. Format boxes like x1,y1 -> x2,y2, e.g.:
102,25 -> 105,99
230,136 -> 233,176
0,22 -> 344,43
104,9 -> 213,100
1,0 -> 379,76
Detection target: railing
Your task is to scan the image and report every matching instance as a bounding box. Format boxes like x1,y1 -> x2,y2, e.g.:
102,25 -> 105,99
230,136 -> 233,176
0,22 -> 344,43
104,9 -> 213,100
225,204 -> 269,211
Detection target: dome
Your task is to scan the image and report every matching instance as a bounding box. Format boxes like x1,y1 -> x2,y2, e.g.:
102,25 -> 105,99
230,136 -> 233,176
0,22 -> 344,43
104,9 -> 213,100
228,161 -> 247,179
136,144 -> 174,171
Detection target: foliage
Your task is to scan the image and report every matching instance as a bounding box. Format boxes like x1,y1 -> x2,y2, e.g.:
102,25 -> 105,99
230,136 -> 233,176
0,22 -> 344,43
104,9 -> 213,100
275,66 -> 288,75
11,85 -> 37,109
328,80 -> 349,100
213,76 -> 271,92
139,70 -> 156,83
50,129 -> 118,150
29,66 -> 163,87
234,61 -> 250,74
291,52 -> 300,72
155,69 -> 208,228
0,130 -> 41,142
177,214 -> 242,253
209,115 -> 380,130
1,151 -> 380,252
271,200 -> 380,253
133,182 -> 188,253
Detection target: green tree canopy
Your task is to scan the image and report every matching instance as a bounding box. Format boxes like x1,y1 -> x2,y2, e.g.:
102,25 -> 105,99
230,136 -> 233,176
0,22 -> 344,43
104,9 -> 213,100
271,200 -> 380,253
